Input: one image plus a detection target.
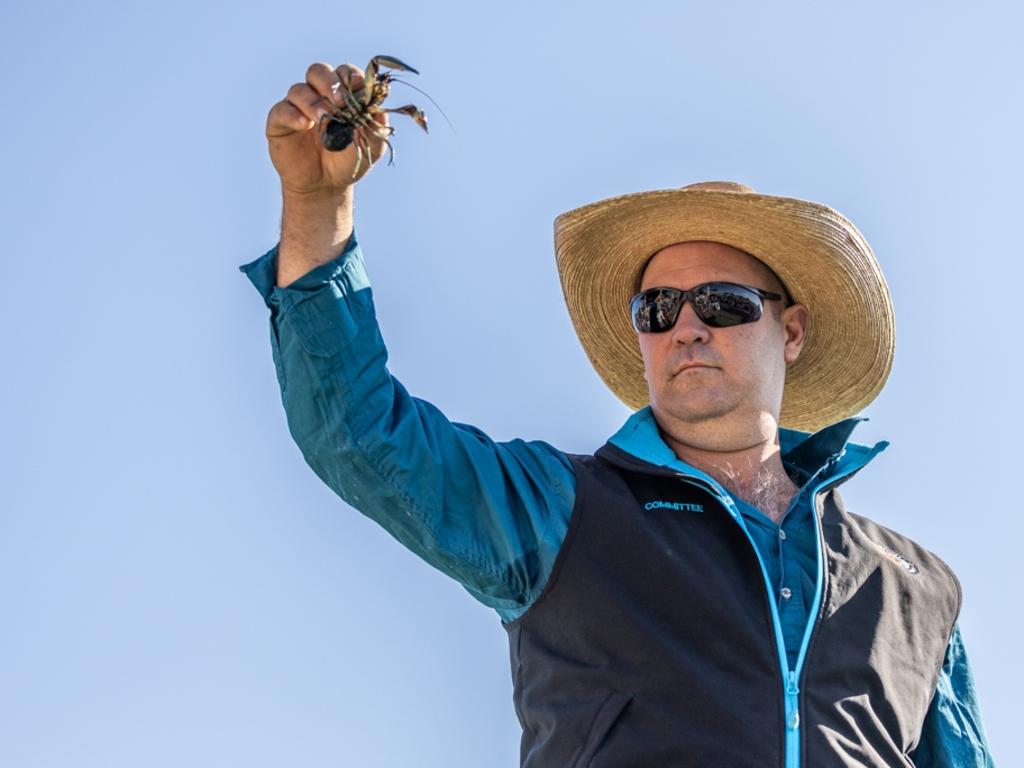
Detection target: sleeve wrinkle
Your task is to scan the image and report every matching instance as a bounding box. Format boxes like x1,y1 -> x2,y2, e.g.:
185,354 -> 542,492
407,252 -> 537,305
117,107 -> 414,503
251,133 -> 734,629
245,238 -> 576,614
326,349 -> 552,589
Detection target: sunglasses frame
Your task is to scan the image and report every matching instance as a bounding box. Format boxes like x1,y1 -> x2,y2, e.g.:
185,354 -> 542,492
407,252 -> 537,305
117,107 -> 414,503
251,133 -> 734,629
629,281 -> 786,333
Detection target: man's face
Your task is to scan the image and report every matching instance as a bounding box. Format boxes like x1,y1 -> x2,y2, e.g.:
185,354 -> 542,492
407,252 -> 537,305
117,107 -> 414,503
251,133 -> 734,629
637,241 -> 807,434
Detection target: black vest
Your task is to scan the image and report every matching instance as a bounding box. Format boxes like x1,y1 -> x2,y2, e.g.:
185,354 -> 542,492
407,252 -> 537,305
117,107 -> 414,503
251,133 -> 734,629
503,445 -> 961,768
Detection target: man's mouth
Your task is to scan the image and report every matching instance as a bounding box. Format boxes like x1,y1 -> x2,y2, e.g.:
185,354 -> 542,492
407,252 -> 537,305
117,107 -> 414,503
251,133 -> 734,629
673,361 -> 718,375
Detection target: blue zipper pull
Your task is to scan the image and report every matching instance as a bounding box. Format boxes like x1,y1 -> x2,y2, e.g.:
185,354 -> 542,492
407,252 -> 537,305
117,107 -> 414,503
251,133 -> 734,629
786,670 -> 800,730
786,670 -> 800,695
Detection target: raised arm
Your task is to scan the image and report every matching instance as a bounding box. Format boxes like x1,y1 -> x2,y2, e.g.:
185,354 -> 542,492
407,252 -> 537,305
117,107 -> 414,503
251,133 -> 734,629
242,61 -> 575,623
264,61 -> 377,285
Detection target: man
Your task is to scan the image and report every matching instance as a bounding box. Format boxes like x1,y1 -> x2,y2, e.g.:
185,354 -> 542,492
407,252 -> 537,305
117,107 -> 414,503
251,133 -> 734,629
241,61 -> 995,767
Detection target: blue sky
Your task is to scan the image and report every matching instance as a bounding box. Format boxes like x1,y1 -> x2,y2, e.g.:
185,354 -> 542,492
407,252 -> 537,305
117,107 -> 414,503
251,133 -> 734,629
2,1 -> 1018,765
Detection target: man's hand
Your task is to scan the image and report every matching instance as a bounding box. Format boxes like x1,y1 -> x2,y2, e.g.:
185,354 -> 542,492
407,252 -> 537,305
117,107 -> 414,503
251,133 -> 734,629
267,61 -> 388,196
267,61 -> 386,287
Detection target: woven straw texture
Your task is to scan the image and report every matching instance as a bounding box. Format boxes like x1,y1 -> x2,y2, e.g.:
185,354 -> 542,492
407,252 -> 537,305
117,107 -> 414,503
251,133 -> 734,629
554,183 -> 894,432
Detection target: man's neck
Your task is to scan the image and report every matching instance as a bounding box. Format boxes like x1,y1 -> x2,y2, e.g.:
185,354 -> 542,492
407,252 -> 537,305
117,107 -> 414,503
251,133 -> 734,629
661,430 -> 799,525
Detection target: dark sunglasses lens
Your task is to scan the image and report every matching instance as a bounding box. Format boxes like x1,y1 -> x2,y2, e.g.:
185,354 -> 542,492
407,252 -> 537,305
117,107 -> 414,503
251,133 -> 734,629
631,284 -> 768,332
631,289 -> 682,333
695,284 -> 763,327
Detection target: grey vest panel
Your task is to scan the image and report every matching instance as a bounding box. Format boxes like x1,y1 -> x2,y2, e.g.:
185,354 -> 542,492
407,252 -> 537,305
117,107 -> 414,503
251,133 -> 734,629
504,449 -> 961,768
803,494 -> 962,766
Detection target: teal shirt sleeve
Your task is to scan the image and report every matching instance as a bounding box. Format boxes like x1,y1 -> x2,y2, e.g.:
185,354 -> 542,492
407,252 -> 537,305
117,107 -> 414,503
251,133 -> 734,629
239,233 -> 575,623
911,624 -> 996,767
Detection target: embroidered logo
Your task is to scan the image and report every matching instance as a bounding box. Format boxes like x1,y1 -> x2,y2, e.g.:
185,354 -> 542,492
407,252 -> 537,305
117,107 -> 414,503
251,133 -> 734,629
644,500 -> 704,512
873,541 -> 920,575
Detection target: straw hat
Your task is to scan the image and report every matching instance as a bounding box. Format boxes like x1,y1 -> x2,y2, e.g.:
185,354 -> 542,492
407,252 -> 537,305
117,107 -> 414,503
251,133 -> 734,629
554,181 -> 894,432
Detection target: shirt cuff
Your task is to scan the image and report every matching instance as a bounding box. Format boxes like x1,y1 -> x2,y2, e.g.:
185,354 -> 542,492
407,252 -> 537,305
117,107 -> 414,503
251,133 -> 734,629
239,230 -> 374,358
238,229 -> 366,304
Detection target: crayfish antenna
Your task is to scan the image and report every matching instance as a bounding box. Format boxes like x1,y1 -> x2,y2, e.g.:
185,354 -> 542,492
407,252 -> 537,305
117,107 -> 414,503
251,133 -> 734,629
391,78 -> 455,136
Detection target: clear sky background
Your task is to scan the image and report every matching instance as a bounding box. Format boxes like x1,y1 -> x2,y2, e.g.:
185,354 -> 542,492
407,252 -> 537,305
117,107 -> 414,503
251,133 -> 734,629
2,1 -> 1019,765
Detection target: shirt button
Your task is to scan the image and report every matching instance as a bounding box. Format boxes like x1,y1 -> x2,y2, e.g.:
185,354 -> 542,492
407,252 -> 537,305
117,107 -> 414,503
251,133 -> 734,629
779,530 -> 787,540
781,587 -> 793,600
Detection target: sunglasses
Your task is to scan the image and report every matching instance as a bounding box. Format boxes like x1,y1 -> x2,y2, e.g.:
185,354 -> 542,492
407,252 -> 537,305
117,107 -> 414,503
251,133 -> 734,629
630,282 -> 785,333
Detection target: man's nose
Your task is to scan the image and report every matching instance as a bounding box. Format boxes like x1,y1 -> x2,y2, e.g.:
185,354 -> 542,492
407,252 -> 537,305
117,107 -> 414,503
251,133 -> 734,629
669,301 -> 711,345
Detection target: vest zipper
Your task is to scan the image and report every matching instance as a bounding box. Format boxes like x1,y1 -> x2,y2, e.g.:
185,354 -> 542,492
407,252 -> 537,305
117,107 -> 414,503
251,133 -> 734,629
782,463 -> 871,767
785,670 -> 800,765
786,458 -> 878,768
675,464 -> 871,768
674,473 -> 801,768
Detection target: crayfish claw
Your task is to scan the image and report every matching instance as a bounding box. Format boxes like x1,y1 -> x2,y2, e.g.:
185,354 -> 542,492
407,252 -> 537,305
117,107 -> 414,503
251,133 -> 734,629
370,55 -> 420,75
385,104 -> 429,133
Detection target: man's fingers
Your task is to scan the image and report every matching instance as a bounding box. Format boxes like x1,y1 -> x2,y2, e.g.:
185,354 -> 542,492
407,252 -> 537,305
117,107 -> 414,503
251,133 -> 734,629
266,99 -> 314,137
285,82 -> 333,123
307,62 -> 367,107
306,62 -> 343,103
306,62 -> 339,86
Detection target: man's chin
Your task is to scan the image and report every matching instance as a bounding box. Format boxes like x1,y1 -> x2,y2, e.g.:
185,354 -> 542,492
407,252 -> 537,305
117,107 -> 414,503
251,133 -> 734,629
651,392 -> 737,425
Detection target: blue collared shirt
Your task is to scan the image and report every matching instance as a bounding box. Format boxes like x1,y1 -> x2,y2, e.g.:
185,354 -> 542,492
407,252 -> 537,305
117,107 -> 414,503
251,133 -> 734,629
240,232 -> 996,766
605,407 -> 887,672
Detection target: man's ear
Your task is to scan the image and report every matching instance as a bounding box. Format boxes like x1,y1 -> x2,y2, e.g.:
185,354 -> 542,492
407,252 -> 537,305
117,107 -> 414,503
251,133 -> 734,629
782,303 -> 809,364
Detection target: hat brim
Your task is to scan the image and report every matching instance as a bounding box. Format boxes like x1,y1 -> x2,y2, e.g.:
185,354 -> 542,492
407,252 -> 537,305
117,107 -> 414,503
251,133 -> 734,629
554,186 -> 894,432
